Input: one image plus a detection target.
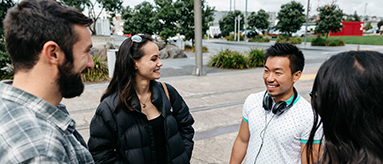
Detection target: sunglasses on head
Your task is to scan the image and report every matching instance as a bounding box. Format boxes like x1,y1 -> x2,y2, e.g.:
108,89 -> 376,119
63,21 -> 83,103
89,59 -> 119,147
130,35 -> 142,46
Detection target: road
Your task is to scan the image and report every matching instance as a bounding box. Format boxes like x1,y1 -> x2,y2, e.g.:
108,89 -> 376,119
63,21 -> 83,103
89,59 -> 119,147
65,37 -> 383,163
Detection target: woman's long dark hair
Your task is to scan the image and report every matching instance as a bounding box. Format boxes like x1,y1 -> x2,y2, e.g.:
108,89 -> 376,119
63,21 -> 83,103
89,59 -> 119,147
101,34 -> 153,112
306,51 -> 383,163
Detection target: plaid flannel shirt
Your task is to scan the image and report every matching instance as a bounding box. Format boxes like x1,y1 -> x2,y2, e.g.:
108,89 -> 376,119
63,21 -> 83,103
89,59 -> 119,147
0,80 -> 94,164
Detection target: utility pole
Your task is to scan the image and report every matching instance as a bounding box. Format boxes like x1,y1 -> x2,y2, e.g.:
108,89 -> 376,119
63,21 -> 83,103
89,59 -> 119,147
245,0 -> 248,41
192,0 -> 206,76
238,15 -> 241,42
234,16 -> 237,40
304,0 -> 310,45
363,3 -> 368,22
230,0 -> 232,11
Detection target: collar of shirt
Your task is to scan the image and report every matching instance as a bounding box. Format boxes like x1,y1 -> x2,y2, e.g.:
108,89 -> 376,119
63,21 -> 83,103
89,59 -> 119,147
0,80 -> 75,133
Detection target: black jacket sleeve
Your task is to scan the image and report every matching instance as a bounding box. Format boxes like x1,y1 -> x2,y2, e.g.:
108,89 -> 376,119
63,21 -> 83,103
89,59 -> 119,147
88,98 -> 123,164
166,83 -> 195,159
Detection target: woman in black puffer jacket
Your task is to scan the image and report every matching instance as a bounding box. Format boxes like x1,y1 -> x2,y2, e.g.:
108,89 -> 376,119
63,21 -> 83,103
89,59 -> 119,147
88,35 -> 194,164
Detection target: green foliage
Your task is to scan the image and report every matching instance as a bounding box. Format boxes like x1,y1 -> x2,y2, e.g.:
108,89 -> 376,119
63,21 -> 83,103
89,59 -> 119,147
225,34 -> 244,41
208,47 -> 266,69
0,0 -> 14,37
219,10 -> 245,37
208,49 -> 247,69
122,2 -> 157,35
248,37 -> 270,42
175,0 -> 215,43
82,55 -> 109,82
0,40 -> 12,76
275,1 -> 305,36
184,45 -> 208,53
364,22 -> 372,31
276,35 -> 302,44
153,0 -> 179,42
59,0 -> 123,35
343,11 -> 361,21
247,9 -> 269,30
315,3 -> 343,41
247,47 -> 265,67
311,36 -> 345,46
378,21 -> 383,29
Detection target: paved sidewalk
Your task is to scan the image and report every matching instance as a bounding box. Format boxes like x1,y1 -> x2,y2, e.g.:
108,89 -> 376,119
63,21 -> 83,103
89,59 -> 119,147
62,61 -> 321,164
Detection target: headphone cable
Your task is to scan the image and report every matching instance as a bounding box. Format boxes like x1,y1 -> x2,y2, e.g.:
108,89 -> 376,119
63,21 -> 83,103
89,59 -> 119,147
254,114 -> 275,164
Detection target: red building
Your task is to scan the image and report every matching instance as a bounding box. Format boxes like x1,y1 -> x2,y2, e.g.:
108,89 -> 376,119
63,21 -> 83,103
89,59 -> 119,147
330,21 -> 364,36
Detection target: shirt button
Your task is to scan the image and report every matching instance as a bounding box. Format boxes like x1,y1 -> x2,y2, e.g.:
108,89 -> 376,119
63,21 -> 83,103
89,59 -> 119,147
69,122 -> 74,126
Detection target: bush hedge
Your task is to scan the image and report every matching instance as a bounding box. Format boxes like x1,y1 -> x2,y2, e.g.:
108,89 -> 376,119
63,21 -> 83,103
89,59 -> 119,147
276,35 -> 302,44
311,36 -> 345,46
82,55 -> 109,82
184,44 -> 209,53
225,34 -> 244,41
248,37 -> 270,43
0,40 -> 12,79
208,47 -> 265,69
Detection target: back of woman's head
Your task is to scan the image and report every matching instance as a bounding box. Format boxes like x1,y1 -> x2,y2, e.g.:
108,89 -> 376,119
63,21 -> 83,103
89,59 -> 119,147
311,51 -> 383,163
101,34 -> 153,111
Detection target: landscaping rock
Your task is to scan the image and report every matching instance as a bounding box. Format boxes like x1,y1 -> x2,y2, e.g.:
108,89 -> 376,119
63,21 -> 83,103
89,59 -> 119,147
90,42 -> 116,59
159,44 -> 187,59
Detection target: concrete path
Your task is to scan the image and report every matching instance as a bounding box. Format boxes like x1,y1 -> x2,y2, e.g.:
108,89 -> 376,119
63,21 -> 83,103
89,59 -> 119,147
63,38 -> 383,163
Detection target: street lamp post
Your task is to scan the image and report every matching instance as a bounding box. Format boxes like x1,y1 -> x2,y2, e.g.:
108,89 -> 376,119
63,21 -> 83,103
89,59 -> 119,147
304,0 -> 310,45
192,0 -> 206,76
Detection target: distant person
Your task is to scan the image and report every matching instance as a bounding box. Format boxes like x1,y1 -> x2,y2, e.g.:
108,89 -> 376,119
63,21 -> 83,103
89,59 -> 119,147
380,25 -> 383,35
230,43 -> 323,164
306,51 -> 383,163
88,34 -> 195,163
0,0 -> 94,163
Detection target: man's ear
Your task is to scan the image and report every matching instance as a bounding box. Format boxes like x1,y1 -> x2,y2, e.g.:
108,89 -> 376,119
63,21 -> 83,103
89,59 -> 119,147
41,41 -> 64,65
293,70 -> 302,82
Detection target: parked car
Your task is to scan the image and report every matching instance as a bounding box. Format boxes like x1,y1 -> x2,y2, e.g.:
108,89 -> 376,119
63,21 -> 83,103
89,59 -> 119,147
243,30 -> 258,38
213,33 -> 222,38
292,30 -> 313,37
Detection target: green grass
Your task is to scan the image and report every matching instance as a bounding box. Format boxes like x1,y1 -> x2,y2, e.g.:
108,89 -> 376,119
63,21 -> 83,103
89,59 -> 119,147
270,36 -> 383,45
306,36 -> 383,45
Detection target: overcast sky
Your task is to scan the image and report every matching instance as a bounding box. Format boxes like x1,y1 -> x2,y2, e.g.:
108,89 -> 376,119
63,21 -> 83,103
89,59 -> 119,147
123,0 -> 383,18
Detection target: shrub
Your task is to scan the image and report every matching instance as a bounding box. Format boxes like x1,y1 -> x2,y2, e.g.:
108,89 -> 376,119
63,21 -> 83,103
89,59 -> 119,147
208,47 -> 266,69
208,49 -> 248,69
276,35 -> 302,44
311,36 -> 345,46
247,47 -> 265,67
225,34 -> 244,41
184,44 -> 209,53
248,37 -> 270,43
0,40 -> 12,79
82,55 -> 109,82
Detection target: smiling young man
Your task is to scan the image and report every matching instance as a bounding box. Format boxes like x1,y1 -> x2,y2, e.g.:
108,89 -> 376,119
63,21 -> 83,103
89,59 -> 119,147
230,43 -> 323,164
0,0 -> 94,163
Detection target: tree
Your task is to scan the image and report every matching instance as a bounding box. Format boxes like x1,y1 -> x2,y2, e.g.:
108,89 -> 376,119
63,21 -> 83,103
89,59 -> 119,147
315,3 -> 343,41
352,11 -> 360,21
218,10 -> 245,37
0,0 -> 14,38
122,2 -> 157,35
378,21 -> 383,29
275,1 -> 305,38
59,0 -> 123,35
247,9 -> 269,34
0,0 -> 14,76
152,0 -> 180,42
364,22 -> 372,31
175,0 -> 215,44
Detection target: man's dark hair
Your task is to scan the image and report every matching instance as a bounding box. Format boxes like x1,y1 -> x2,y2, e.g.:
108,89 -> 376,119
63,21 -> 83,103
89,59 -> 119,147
3,0 -> 93,73
265,43 -> 305,74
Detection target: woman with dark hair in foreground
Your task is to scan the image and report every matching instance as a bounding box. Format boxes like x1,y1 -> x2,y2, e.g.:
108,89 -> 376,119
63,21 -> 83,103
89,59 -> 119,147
306,51 -> 383,163
87,34 -> 194,164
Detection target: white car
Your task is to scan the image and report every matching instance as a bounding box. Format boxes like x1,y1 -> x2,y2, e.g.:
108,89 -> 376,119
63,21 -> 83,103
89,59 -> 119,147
292,30 -> 313,37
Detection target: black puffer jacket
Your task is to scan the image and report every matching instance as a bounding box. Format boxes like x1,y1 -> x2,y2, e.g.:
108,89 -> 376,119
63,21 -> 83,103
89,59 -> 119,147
88,81 -> 194,164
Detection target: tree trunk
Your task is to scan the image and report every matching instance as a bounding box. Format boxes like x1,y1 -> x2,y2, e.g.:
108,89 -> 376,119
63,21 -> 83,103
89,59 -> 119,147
91,19 -> 97,35
325,31 -> 329,41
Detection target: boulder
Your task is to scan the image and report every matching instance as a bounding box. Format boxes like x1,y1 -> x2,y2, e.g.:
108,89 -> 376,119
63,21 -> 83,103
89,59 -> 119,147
90,42 -> 116,59
159,44 -> 187,59
156,40 -> 166,50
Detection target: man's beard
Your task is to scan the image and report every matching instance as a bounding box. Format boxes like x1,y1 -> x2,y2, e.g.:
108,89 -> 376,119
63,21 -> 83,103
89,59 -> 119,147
57,61 -> 86,98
